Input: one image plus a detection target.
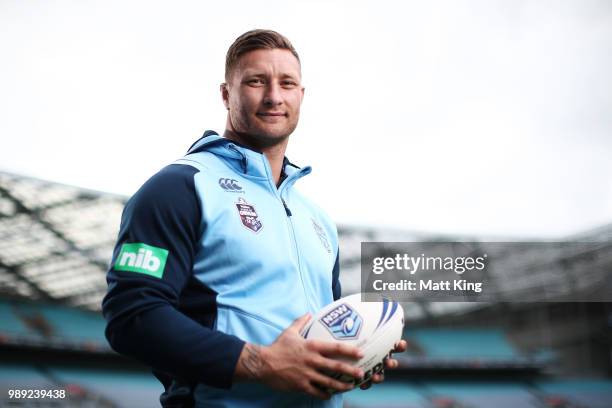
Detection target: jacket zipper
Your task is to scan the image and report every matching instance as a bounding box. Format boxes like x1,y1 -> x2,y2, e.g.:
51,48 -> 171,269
279,192 -> 312,313
229,145 -> 313,314
281,198 -> 292,216
267,162 -> 313,314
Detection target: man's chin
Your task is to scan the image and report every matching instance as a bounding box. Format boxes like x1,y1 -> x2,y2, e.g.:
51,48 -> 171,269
227,122 -> 296,150
247,127 -> 293,148
254,132 -> 290,148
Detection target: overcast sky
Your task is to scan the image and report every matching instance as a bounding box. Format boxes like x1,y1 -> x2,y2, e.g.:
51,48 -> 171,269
1,0 -> 611,238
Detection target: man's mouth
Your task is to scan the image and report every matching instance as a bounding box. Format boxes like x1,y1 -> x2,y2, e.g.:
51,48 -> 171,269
257,112 -> 287,117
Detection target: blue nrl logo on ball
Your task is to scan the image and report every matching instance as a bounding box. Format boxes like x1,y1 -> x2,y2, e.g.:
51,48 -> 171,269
320,303 -> 362,340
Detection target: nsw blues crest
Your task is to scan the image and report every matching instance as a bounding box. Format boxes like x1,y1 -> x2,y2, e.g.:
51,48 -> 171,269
235,198 -> 263,233
319,303 -> 362,340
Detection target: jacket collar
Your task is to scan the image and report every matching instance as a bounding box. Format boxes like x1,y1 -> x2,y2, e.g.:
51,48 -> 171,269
186,130 -> 311,184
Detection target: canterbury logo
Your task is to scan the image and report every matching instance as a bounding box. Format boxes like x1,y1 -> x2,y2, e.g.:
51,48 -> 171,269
218,178 -> 243,191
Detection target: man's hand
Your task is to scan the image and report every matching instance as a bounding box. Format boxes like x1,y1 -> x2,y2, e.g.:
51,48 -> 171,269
234,314 -> 364,399
359,339 -> 407,390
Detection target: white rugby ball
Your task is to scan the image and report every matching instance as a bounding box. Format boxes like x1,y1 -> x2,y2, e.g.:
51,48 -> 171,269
302,293 -> 404,392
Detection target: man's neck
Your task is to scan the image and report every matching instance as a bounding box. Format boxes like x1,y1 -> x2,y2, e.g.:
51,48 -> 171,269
223,129 -> 288,186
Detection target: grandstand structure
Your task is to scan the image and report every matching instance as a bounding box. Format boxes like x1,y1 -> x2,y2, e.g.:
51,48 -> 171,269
0,171 -> 123,310
1,170 -> 611,407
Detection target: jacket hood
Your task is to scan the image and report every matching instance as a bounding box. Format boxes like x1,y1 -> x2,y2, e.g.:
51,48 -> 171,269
185,130 -> 311,184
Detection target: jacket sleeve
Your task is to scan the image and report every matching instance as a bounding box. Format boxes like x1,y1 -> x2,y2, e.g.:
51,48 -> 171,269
101,164 -> 245,389
332,249 -> 341,301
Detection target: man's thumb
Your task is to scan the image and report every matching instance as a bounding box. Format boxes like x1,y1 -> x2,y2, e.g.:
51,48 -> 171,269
288,313 -> 312,333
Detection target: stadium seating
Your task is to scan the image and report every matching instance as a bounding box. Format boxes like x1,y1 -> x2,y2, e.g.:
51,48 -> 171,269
343,383 -> 427,408
0,364 -> 161,408
538,379 -> 612,408
0,298 -> 108,351
48,367 -> 161,408
37,303 -> 107,343
0,364 -> 57,407
423,382 -> 537,408
406,328 -> 520,360
0,300 -> 47,345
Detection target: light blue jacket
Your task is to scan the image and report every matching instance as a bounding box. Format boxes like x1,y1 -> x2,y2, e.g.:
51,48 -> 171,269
103,131 -> 342,407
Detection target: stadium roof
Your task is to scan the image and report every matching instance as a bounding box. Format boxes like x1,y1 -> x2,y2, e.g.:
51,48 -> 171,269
0,171 -> 124,310
1,170 -> 611,315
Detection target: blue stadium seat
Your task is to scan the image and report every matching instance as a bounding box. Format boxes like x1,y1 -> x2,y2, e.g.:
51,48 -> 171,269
47,367 -> 162,408
0,299 -> 47,343
343,383 -> 427,408
407,328 -> 520,360
0,298 -> 109,349
0,364 -> 57,405
38,304 -> 107,343
424,382 -> 538,408
538,379 -> 612,408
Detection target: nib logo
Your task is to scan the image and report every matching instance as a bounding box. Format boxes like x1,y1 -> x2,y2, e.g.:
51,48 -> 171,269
114,243 -> 169,278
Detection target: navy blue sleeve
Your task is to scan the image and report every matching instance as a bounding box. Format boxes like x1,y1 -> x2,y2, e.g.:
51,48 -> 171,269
332,249 -> 341,301
101,164 -> 245,389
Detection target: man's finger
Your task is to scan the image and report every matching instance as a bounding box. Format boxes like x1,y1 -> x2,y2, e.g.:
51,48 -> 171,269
309,355 -> 364,380
289,313 -> 312,333
359,380 -> 372,390
371,372 -> 384,383
384,358 -> 399,369
303,382 -> 332,400
309,370 -> 354,394
393,339 -> 408,353
308,339 -> 363,359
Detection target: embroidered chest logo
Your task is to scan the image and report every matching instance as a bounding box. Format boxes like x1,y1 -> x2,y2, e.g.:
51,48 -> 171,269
311,219 -> 332,253
236,198 -> 263,233
219,178 -> 244,193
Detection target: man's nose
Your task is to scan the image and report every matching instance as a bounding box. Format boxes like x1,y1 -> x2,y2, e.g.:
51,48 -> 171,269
263,83 -> 282,106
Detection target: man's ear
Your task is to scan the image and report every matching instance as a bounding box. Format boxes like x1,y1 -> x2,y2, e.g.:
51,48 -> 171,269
220,83 -> 230,110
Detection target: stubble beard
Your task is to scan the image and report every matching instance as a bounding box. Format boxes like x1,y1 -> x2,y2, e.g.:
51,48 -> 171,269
230,113 -> 297,150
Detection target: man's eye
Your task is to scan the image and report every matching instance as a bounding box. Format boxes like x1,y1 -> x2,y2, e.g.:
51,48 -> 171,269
248,78 -> 264,85
282,81 -> 297,87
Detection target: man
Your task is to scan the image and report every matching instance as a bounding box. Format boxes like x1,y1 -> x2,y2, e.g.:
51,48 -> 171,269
102,29 -> 406,407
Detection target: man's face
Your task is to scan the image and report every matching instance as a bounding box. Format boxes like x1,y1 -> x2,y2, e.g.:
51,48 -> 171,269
222,48 -> 304,147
